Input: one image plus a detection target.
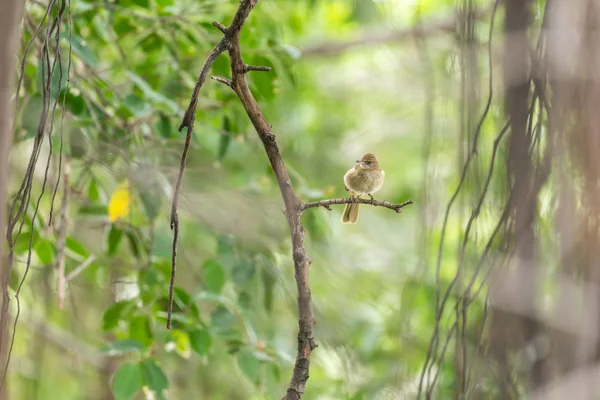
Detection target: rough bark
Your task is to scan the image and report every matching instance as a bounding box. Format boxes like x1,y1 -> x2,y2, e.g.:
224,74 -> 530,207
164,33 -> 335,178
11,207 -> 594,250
0,0 -> 26,397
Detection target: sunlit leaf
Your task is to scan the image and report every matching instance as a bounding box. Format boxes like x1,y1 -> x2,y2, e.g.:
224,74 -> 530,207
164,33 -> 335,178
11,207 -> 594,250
108,181 -> 131,222
129,314 -> 153,347
169,329 -> 191,359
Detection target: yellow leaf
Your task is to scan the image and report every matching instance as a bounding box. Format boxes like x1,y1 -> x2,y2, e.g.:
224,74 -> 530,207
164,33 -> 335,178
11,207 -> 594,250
108,181 -> 131,222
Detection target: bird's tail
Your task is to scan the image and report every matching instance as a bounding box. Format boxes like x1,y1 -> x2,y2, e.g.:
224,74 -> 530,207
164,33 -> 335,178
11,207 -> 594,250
342,202 -> 360,224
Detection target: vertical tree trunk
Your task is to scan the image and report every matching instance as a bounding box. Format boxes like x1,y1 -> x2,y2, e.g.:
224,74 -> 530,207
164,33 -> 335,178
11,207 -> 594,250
0,1 -> 25,398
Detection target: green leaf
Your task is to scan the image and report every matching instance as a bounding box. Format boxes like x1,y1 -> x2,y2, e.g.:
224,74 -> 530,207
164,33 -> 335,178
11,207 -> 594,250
188,329 -> 211,356
126,72 -> 182,115
169,329 -> 191,359
35,239 -> 55,265
113,15 -> 138,36
210,306 -> 236,331
138,32 -> 164,53
156,115 -> 172,138
139,268 -> 159,305
58,87 -> 85,115
232,256 -> 255,286
66,236 -> 90,258
107,225 -> 123,256
142,359 -> 169,397
71,35 -> 98,66
123,94 -> 151,118
237,350 -> 261,385
112,363 -> 143,400
123,0 -> 149,9
129,314 -> 153,347
78,203 -> 108,216
155,0 -> 174,7
88,178 -> 100,201
125,228 -> 144,259
238,291 -> 251,309
14,230 -> 38,255
204,260 -> 226,293
103,300 -> 134,331
102,339 -> 144,355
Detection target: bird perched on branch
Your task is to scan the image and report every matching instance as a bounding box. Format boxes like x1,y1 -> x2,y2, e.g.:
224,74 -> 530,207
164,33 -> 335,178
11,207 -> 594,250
342,152 -> 385,224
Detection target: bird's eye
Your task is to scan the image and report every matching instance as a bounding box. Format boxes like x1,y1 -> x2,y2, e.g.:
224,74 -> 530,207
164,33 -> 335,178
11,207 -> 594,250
365,161 -> 371,165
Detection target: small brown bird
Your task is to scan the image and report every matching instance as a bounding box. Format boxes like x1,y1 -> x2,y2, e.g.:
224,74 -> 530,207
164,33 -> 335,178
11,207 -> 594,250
342,152 -> 385,224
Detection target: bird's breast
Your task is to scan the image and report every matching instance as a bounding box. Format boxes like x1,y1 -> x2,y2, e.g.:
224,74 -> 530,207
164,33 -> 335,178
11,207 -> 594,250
344,168 -> 385,195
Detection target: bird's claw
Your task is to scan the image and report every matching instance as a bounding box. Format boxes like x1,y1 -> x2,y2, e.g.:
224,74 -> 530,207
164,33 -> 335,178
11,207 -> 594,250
368,194 -> 375,204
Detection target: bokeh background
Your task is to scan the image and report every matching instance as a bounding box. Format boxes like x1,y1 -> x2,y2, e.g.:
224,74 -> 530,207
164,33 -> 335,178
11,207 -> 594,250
6,0 -> 600,399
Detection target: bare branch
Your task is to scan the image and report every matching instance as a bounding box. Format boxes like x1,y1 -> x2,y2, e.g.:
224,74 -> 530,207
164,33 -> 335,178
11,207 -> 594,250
210,75 -> 234,88
210,0 -> 317,397
177,0 -> 411,397
212,21 -> 227,34
244,64 -> 271,72
302,198 -> 413,214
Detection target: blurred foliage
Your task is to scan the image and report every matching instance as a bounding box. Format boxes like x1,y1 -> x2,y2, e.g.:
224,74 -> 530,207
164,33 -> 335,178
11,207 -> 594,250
5,0 -> 523,399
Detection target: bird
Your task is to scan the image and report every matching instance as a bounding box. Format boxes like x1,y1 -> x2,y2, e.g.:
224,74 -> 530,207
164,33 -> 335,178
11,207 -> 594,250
342,152 -> 385,224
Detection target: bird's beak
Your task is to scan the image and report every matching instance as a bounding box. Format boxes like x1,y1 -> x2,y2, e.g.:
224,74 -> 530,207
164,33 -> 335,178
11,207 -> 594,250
355,160 -> 361,163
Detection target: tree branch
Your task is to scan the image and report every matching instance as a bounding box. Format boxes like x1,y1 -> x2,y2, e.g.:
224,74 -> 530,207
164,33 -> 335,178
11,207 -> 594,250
302,198 -> 413,213
169,2 -> 255,329
177,0 -> 412,397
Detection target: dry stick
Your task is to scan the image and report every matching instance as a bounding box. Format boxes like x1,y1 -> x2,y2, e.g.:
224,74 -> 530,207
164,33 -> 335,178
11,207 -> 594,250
56,156 -> 70,310
177,1 -> 412,398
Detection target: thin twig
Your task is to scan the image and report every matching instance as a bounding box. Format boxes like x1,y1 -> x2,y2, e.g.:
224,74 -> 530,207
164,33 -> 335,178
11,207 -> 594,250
65,254 -> 96,282
168,23 -> 229,329
210,76 -> 234,88
244,65 -> 271,72
301,198 -> 413,213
